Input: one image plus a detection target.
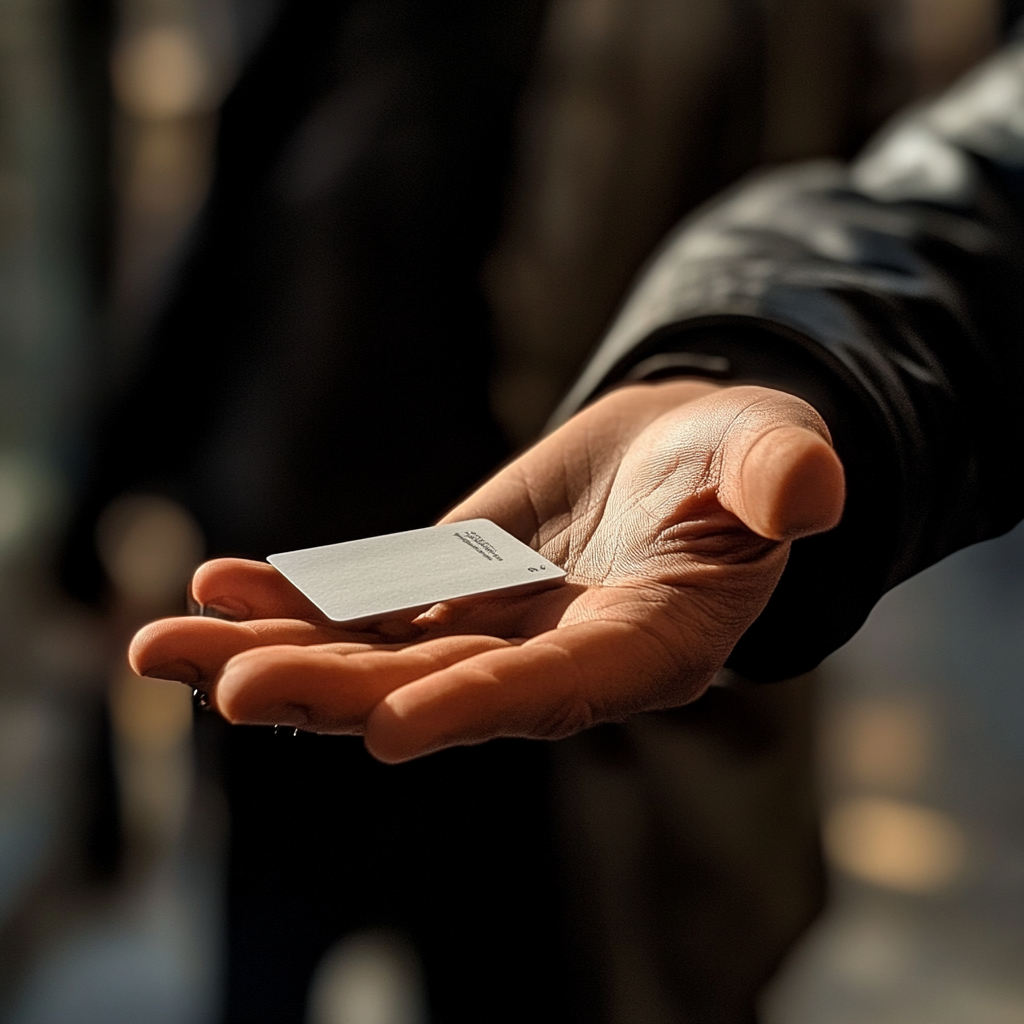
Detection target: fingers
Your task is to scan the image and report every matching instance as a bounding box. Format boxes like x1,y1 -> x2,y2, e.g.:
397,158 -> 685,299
737,425 -> 846,539
704,387 -> 846,541
129,615 -> 372,685
190,558 -> 326,620
364,619 -> 708,763
213,635 -> 513,732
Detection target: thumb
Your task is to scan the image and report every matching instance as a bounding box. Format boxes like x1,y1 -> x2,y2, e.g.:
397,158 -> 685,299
714,391 -> 846,541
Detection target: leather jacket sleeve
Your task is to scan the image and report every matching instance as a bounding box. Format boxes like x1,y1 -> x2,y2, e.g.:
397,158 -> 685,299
554,39 -> 1024,680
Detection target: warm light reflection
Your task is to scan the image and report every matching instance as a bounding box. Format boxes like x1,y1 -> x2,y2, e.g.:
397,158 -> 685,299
110,669 -> 194,751
110,668 -> 195,849
825,796 -> 967,893
831,699 -> 932,791
112,25 -> 212,120
307,931 -> 428,1024
96,493 -> 204,607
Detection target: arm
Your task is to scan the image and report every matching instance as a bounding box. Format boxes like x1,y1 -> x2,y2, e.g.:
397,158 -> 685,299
554,40 -> 1024,679
129,40 -> 1024,757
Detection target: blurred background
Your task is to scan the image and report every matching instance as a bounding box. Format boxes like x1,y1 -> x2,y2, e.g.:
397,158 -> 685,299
0,0 -> 1020,1021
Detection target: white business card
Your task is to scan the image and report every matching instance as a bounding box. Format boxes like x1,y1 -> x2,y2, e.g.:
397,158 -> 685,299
268,518 -> 566,626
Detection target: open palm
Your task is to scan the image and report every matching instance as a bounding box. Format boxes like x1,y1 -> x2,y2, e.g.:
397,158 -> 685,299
130,381 -> 844,762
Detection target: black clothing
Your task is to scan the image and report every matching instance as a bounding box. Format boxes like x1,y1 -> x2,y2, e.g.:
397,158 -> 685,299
69,5 -> 579,1022
64,0 -> 544,568
560,38 -> 1024,680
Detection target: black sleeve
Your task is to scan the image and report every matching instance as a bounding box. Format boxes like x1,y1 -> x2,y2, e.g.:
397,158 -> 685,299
553,39 -> 1024,681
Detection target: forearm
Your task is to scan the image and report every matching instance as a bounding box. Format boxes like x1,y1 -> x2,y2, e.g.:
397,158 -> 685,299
558,40 -> 1024,679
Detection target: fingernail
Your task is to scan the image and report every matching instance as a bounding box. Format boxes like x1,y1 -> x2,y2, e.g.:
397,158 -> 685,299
141,660 -> 201,685
202,598 -> 250,621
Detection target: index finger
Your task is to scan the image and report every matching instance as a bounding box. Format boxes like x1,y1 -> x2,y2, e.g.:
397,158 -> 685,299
129,613 -> 379,686
191,558 -> 327,621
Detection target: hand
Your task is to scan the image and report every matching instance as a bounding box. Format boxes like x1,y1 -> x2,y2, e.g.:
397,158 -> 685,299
129,381 -> 844,762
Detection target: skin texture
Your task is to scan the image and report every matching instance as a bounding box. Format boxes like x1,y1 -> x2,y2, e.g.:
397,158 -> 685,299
129,381 -> 845,762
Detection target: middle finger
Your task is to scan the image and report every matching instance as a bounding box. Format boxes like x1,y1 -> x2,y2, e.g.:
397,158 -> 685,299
129,615 -> 384,686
